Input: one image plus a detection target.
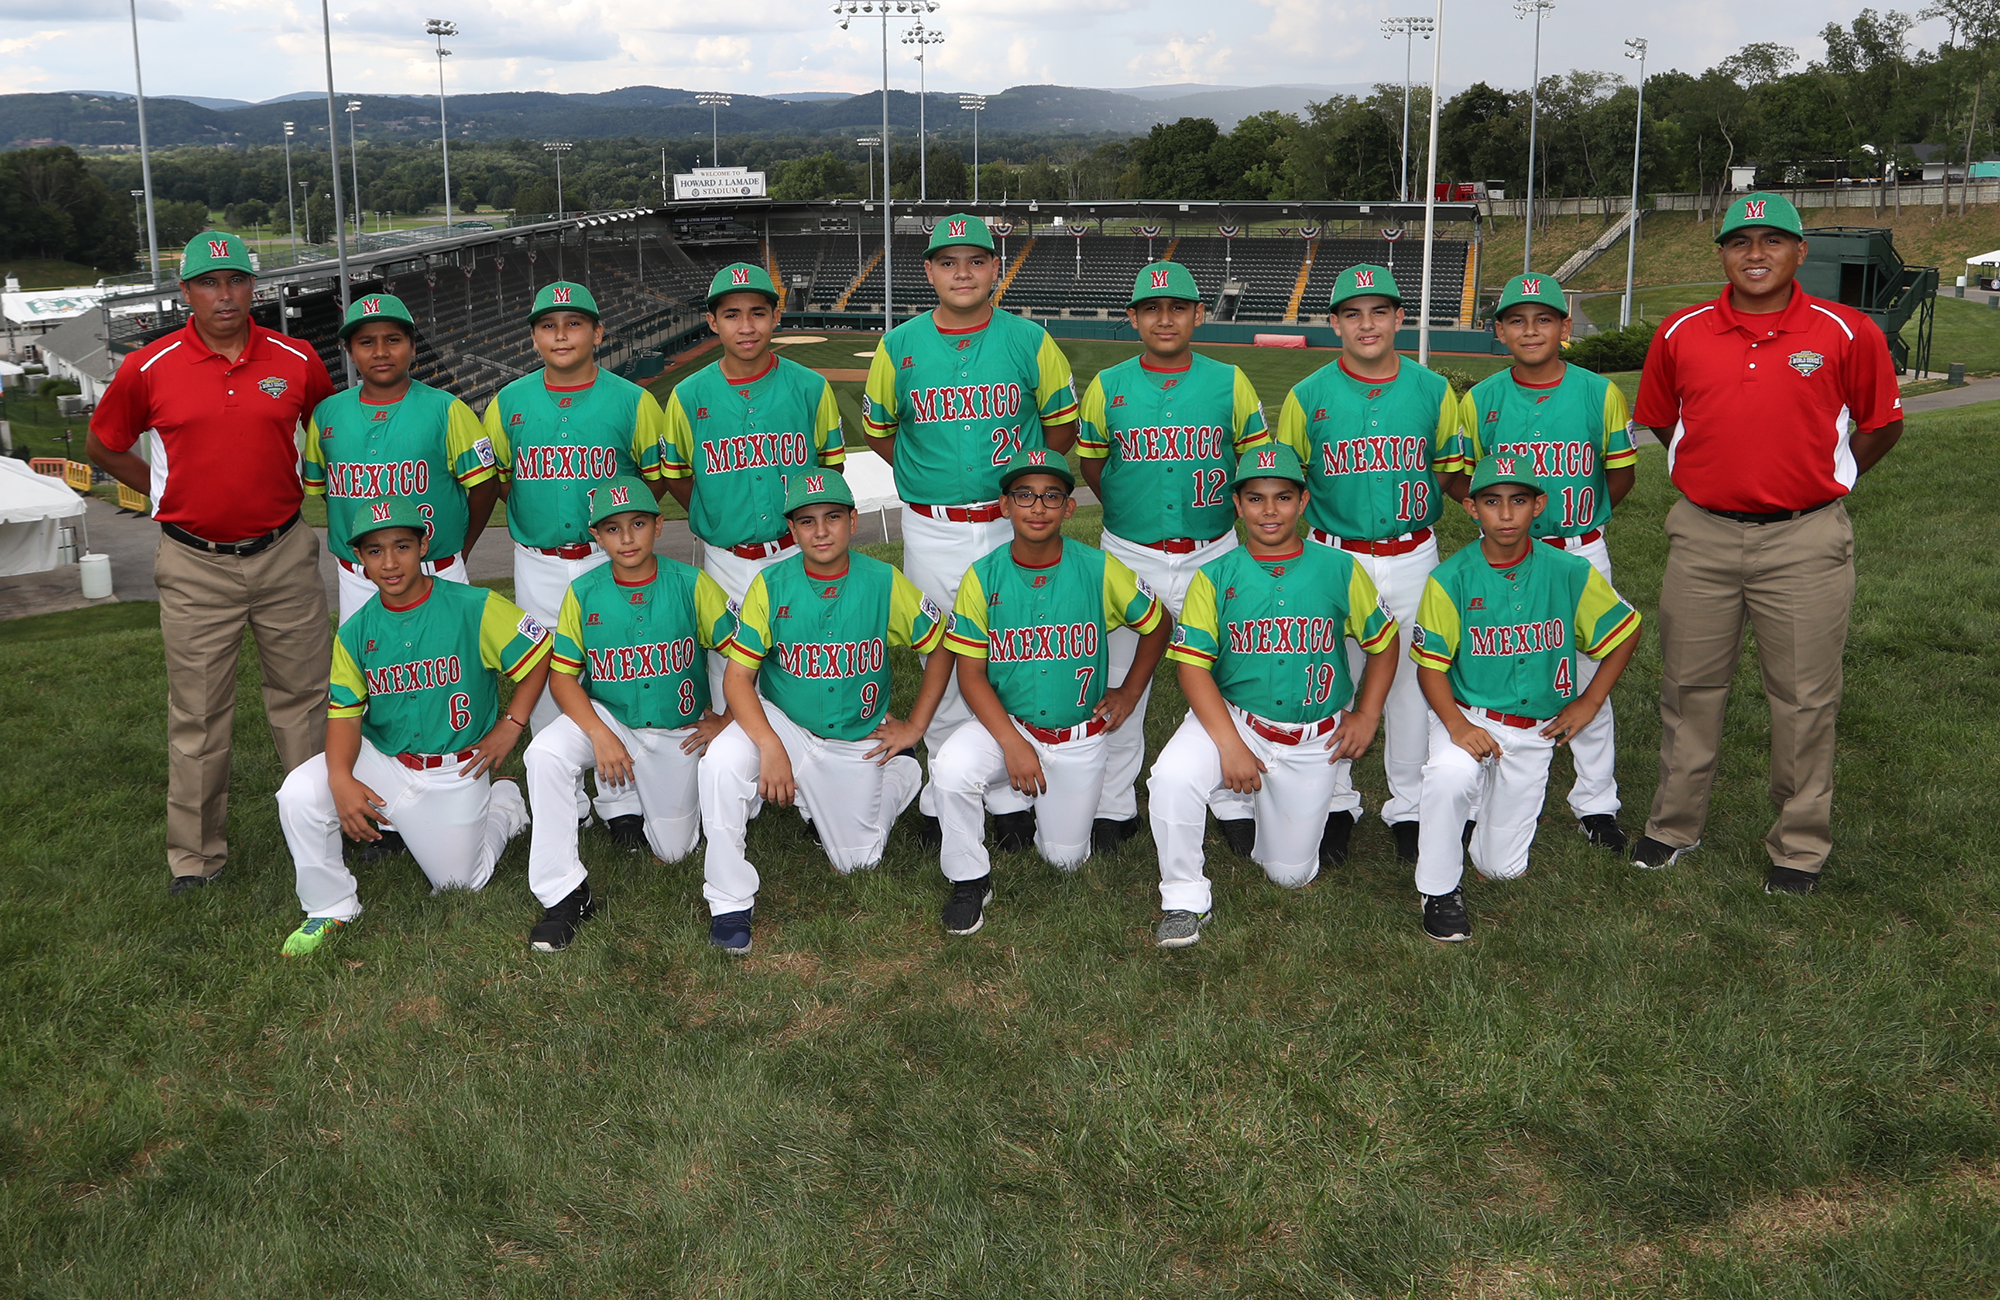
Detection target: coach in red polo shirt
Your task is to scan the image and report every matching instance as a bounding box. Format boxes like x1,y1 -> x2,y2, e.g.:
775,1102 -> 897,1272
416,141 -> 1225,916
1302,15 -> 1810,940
89,231 -> 337,895
1629,193 -> 1902,894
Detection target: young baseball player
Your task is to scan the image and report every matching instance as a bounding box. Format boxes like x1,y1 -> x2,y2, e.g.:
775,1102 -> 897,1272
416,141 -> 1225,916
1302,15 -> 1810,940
862,213 -> 1080,837
1460,274 -> 1640,851
699,471 -> 955,954
1408,455 -> 1641,942
275,497 -> 552,956
482,280 -> 667,842
520,476 -> 735,952
661,262 -> 846,704
1077,259 -> 1270,851
931,448 -> 1169,936
1147,443 -> 1400,947
1276,263 -> 1470,864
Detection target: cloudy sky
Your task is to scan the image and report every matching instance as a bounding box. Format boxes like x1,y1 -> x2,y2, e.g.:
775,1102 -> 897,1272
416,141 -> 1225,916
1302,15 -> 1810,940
0,0 -> 1953,103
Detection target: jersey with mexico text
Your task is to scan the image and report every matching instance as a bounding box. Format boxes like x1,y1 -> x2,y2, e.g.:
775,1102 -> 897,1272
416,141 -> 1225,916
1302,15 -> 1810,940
329,580 -> 552,756
660,353 -> 846,549
481,368 -> 667,550
1076,352 -> 1269,544
1169,542 -> 1397,723
552,559 -> 733,730
1274,358 -> 1469,541
305,381 -> 498,563
1410,540 -> 1639,720
724,552 -> 947,742
1460,365 -> 1636,540
945,538 -> 1164,730
862,310 -> 1079,506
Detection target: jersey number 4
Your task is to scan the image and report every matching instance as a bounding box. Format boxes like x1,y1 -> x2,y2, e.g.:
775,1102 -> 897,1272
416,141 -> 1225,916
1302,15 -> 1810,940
1553,657 -> 1574,698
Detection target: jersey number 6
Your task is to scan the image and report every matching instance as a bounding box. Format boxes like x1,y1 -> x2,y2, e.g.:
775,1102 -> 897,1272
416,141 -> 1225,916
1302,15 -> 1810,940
448,692 -> 471,731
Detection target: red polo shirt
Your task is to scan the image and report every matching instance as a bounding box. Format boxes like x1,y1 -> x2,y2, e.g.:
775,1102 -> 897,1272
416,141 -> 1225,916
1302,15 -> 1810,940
92,322 -> 335,541
1634,285 -> 1900,513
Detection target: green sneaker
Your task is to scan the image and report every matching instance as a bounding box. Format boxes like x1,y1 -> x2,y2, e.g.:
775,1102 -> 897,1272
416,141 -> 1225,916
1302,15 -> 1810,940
282,916 -> 347,957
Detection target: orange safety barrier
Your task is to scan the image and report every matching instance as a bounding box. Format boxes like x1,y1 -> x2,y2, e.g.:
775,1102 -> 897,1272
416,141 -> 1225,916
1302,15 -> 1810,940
29,457 -> 66,477
1253,334 -> 1309,349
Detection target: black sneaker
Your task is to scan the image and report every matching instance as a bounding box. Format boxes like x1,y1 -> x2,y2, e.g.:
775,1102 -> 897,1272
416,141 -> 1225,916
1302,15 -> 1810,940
1421,890 -> 1471,942
1579,814 -> 1628,852
1218,818 -> 1256,856
604,814 -> 648,852
1765,865 -> 1820,895
167,872 -> 215,897
910,813 -> 943,847
993,810 -> 1036,853
1091,816 -> 1139,854
1320,811 -> 1355,866
708,908 -> 754,954
529,882 -> 597,952
1392,821 -> 1420,864
358,829 -> 407,864
942,876 -> 993,935
1631,835 -> 1693,870
801,812 -> 822,846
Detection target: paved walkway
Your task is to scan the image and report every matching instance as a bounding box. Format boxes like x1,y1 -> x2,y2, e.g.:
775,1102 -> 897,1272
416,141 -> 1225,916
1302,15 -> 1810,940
1901,377 -> 2000,413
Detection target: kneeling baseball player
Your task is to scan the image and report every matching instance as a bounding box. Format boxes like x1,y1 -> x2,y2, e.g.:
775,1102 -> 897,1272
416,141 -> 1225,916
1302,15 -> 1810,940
520,477 -> 735,953
1146,443 -> 1399,948
931,449 -> 1169,936
698,472 -> 955,954
276,498 -> 552,956
1408,455 -> 1641,942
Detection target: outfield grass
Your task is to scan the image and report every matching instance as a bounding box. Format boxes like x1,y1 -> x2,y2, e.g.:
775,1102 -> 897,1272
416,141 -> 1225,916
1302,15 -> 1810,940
4,398 -> 1998,1296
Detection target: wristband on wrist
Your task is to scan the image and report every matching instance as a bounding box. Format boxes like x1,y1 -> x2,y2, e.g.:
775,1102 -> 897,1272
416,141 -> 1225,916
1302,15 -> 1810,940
503,713 -> 528,728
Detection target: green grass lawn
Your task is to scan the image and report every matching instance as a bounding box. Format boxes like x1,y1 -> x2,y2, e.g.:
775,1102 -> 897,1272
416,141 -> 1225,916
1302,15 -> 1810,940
0,258 -> 118,290
1576,282 -> 1727,329
4,400 -> 1999,1296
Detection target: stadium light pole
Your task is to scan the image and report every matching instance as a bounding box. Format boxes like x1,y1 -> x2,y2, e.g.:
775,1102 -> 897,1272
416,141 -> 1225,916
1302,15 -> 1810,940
126,0 -> 161,286
300,181 -> 313,244
1516,0 -> 1553,273
1416,0 -> 1446,365
903,21 -> 944,202
858,135 -> 881,200
544,142 -> 572,219
961,93 -> 985,202
318,0 -> 354,375
282,121 -> 299,260
346,100 -> 364,237
697,92 -> 732,166
1621,38 -> 1648,328
425,18 -> 457,227
833,0 -> 940,334
1381,16 -> 1434,204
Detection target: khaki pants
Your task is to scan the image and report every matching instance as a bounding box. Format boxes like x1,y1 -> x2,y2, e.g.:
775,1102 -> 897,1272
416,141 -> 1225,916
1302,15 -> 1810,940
1646,499 -> 1855,873
155,521 -> 331,880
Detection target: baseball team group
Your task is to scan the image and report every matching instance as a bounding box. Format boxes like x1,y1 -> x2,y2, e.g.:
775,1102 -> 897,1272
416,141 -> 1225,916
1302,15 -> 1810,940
86,190 -> 1904,954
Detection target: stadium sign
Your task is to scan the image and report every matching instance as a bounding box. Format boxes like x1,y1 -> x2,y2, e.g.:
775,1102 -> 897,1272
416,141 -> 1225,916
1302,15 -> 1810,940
673,167 -> 769,201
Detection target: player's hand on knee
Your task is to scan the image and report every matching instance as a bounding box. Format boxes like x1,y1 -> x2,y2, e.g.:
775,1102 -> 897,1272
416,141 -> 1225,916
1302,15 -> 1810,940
331,776 -> 386,842
1002,739 -> 1047,796
1219,741 -> 1267,794
1540,699 -> 1600,746
1450,724 -> 1501,762
1325,708 -> 1383,763
758,748 -> 797,806
592,733 -> 636,787
681,710 -> 728,756
864,715 -> 921,766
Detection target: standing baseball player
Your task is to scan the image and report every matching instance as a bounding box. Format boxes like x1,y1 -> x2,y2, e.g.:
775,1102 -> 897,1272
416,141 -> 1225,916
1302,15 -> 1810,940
661,262 -> 846,703
862,213 -> 1079,837
1408,455 -> 1641,942
1147,443 -> 1400,947
482,280 -> 667,844
931,449 -> 1169,936
276,497 -> 552,956
699,471 -> 955,954
1460,274 -> 1639,850
1077,259 -> 1271,852
1276,263 -> 1470,864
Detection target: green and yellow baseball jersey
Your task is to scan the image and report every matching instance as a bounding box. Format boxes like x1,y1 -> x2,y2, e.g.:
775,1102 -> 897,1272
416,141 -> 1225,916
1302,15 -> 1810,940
1460,365 -> 1637,539
551,559 -> 734,730
945,538 -> 1164,729
1274,359 -> 1469,540
660,353 -> 846,549
1169,542 -> 1396,723
723,552 -> 947,742
862,311 -> 1079,505
329,580 -> 552,756
481,369 -> 667,550
1410,541 -> 1640,719
304,382 -> 497,564
1076,353 -> 1270,544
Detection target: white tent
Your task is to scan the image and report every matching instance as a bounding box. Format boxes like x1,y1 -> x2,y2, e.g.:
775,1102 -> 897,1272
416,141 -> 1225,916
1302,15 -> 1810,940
1967,249 -> 2000,266
0,458 -> 86,576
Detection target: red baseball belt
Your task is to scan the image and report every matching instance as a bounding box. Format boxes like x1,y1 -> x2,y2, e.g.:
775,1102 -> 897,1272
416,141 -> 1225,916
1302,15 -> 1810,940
1456,701 -> 1543,730
1137,531 -> 1231,554
1239,709 -> 1340,746
1014,716 -> 1110,745
1540,527 -> 1604,549
531,542 -> 596,560
1310,526 -> 1433,557
727,534 -> 797,560
398,747 -> 479,770
910,500 -> 1005,524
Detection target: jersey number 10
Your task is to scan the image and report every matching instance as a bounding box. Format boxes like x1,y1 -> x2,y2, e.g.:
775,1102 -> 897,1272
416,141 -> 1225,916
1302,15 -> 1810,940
1557,487 -> 1596,529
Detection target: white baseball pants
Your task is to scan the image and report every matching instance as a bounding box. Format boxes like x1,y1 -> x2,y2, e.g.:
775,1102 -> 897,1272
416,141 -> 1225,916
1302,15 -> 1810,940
1549,533 -> 1618,818
932,721 -> 1108,881
522,701 -> 704,908
897,505 -> 1012,817
512,541 -> 639,822
336,553 -> 470,625
698,702 -> 922,916
700,540 -> 793,708
1147,708 -> 1351,915
1414,705 -> 1558,896
278,740 -> 528,921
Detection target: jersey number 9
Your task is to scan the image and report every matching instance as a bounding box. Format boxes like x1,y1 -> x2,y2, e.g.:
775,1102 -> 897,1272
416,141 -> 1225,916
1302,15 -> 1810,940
860,680 -> 880,720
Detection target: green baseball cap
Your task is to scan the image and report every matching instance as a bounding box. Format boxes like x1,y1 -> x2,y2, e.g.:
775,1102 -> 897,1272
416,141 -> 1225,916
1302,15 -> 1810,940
707,262 -> 778,309
1716,191 -> 1804,242
339,292 -> 418,340
1493,273 -> 1568,320
783,469 -> 855,516
1468,452 -> 1544,496
1129,260 -> 1201,307
998,447 -> 1075,493
588,476 -> 662,528
926,213 -> 995,256
1330,262 -> 1402,309
346,496 -> 428,547
178,231 -> 256,281
1233,441 -> 1306,488
529,280 -> 600,324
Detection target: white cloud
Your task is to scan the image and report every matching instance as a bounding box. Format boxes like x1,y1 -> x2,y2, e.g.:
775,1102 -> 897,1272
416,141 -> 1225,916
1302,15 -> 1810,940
0,0 -> 178,16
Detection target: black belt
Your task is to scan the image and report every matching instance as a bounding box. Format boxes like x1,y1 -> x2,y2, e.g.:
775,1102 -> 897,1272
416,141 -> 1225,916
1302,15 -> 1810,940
162,512 -> 300,557
1699,499 -> 1837,525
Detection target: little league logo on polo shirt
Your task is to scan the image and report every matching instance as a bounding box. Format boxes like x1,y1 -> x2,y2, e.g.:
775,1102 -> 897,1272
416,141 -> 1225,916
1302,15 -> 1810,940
257,376 -> 289,399
1789,350 -> 1826,377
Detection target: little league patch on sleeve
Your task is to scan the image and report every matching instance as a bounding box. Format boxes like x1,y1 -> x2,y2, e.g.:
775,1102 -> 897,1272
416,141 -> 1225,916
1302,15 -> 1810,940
518,614 -> 547,641
257,376 -> 289,399
473,436 -> 497,468
1788,350 -> 1826,377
